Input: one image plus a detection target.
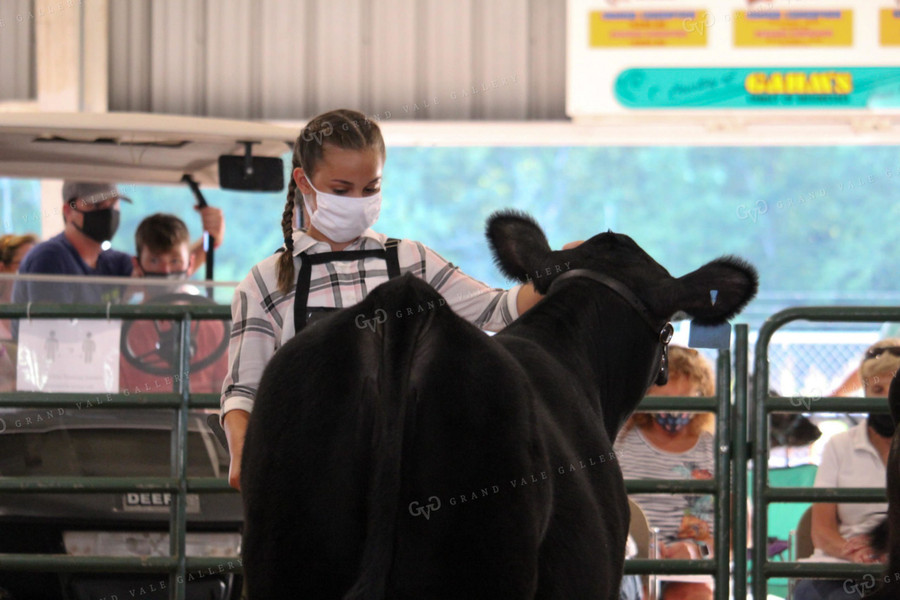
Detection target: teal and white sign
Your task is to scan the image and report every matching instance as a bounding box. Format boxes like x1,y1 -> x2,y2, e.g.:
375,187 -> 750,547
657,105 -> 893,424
614,67 -> 900,109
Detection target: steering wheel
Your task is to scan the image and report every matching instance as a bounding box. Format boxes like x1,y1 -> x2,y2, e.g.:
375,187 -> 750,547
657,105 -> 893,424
120,293 -> 230,377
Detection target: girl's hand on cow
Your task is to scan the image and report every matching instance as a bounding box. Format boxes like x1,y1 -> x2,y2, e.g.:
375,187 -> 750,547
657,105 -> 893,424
223,409 -> 250,490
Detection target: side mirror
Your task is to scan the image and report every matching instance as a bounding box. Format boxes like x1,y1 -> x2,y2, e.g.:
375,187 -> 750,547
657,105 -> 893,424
218,155 -> 285,191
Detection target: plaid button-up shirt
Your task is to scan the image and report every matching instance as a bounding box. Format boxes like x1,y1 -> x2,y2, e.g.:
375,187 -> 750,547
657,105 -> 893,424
220,229 -> 521,416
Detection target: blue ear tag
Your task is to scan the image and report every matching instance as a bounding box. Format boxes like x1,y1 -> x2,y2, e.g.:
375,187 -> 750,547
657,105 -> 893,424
688,321 -> 731,350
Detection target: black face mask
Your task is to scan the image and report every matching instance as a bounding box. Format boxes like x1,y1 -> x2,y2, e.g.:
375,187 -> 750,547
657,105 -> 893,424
137,259 -> 189,281
868,414 -> 896,438
141,271 -> 189,280
73,207 -> 120,243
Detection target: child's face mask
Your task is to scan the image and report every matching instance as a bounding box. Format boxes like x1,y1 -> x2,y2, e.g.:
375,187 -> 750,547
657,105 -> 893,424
303,178 -> 381,243
137,247 -> 190,280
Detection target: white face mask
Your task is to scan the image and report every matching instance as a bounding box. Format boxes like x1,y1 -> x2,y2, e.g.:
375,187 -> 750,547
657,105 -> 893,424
303,178 -> 382,243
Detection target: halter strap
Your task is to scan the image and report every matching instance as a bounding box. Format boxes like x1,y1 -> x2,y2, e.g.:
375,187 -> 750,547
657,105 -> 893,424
546,268 -> 675,385
548,269 -> 667,335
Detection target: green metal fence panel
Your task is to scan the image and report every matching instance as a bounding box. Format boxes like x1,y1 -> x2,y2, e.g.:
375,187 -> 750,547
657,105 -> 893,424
0,392 -> 221,409
622,348 -> 736,600
1,302 -> 753,599
733,324 -> 750,600
0,303 -> 240,600
751,307 -> 900,600
716,348 -> 733,600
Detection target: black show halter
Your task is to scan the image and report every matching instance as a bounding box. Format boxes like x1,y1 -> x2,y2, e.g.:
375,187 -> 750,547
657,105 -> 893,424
547,268 -> 675,386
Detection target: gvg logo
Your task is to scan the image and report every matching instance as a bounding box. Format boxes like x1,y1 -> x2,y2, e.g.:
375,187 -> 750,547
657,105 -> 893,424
790,387 -> 826,411
737,200 -> 768,223
844,574 -> 877,596
682,11 -> 716,35
0,417 -> 6,434
354,309 -> 388,331
408,497 -> 441,520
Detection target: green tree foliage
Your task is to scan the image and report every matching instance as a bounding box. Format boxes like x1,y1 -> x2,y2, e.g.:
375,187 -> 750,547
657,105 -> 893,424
4,146 -> 899,327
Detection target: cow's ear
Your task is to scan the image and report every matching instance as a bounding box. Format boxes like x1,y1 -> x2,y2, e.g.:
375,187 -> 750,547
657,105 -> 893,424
659,256 -> 758,325
486,210 -> 552,282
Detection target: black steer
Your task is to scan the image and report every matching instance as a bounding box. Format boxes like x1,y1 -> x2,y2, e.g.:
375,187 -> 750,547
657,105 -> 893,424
240,211 -> 758,600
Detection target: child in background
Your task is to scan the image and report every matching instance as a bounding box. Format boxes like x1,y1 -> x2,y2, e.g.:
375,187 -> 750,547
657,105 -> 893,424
120,213 -> 228,394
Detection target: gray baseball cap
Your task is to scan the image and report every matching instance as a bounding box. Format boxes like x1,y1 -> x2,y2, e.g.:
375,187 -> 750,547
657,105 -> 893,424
62,181 -> 133,206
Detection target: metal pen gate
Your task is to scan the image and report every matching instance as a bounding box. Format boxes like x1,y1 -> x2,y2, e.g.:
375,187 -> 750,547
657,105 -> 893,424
0,303 -> 240,600
624,325 -> 749,600
1,303 -> 746,600
750,308 -> 893,600
11,305 -> 891,600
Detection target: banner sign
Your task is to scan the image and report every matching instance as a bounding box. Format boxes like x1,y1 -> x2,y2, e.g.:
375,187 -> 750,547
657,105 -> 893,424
882,9 -> 900,46
734,10 -> 853,47
589,11 -> 709,46
568,0 -> 900,117
614,67 -> 900,109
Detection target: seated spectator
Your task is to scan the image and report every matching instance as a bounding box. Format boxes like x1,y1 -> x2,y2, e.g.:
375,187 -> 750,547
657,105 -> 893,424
793,339 -> 898,600
0,233 -> 38,302
0,233 -> 38,338
13,181 -> 224,306
0,233 -> 38,391
833,325 -> 900,397
119,214 -> 228,394
620,533 -> 645,600
615,345 -> 716,600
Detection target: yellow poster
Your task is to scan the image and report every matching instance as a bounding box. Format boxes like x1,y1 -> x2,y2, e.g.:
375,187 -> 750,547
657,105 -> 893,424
881,9 -> 900,46
734,10 -> 852,47
589,10 -> 708,47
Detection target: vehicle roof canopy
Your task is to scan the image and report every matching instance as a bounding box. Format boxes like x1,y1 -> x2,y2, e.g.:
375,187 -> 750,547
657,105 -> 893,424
0,112 -> 297,187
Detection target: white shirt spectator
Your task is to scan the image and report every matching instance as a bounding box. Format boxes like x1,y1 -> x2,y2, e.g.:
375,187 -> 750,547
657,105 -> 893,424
809,422 -> 888,560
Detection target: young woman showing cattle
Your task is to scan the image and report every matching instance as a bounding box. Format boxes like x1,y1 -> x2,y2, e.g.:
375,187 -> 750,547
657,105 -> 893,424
220,109 -> 546,491
615,346 -> 717,600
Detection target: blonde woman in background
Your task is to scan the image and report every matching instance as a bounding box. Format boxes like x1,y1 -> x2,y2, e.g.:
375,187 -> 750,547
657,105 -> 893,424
615,345 -> 716,600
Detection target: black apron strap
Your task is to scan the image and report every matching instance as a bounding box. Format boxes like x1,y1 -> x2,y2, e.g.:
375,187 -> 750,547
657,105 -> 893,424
385,238 -> 401,279
293,239 -> 403,333
293,252 -> 314,331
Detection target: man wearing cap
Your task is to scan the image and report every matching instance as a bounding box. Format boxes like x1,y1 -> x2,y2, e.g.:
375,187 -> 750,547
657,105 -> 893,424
13,181 -> 224,305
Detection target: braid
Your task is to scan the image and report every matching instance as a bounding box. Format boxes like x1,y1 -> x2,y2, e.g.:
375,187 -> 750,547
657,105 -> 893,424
276,181 -> 297,294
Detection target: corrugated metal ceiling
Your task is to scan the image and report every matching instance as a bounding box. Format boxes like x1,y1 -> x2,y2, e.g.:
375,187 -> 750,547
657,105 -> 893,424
107,0 -> 566,121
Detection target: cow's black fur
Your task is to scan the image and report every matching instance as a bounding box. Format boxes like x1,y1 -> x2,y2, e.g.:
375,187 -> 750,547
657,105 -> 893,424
240,211 -> 758,599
